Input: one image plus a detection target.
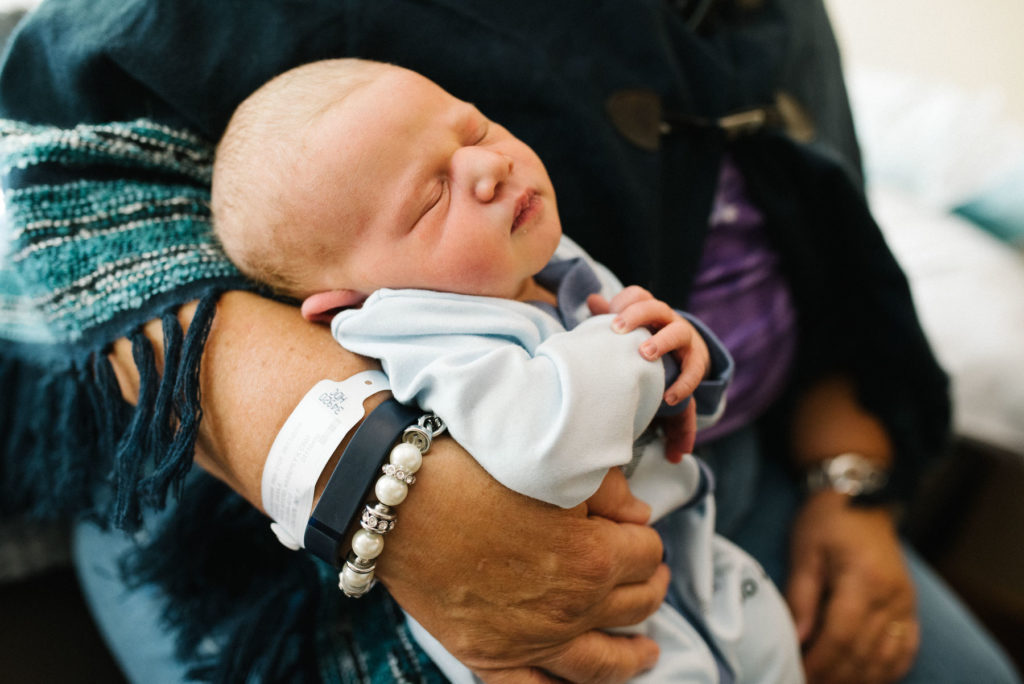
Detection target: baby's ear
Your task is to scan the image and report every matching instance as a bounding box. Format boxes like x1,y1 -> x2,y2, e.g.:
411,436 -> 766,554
300,289 -> 368,323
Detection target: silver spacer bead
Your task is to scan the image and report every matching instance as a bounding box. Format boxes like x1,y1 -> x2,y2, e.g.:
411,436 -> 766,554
381,462 -> 417,484
361,503 -> 396,534
346,553 -> 376,572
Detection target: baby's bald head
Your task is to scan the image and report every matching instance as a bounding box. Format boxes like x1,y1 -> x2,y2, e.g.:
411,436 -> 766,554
211,58 -> 389,297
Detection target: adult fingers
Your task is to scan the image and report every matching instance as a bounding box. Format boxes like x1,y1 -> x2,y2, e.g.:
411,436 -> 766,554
585,517 -> 665,586
476,667 -> 562,684
802,566 -> 916,683
787,493 -> 919,683
874,619 -> 920,682
852,610 -> 895,683
585,467 -> 651,525
859,614 -> 920,683
849,573 -> 918,683
541,631 -> 660,684
786,547 -> 826,644
378,448 -> 667,675
803,582 -> 872,683
589,562 -> 672,629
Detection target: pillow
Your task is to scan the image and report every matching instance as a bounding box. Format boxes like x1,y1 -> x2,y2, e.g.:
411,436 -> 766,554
847,69 -> 1024,213
955,163 -> 1024,248
869,186 -> 1024,455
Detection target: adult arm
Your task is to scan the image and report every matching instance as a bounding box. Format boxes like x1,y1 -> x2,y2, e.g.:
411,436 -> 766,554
107,290 -> 670,684
786,375 -> 918,684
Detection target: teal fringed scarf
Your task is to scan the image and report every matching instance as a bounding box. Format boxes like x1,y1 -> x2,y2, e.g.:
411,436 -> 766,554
1,119 -> 241,349
0,118 -> 247,526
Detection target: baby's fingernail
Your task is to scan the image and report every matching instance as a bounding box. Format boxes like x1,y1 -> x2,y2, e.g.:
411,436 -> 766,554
612,318 -> 627,333
665,392 -> 677,405
640,342 -> 657,359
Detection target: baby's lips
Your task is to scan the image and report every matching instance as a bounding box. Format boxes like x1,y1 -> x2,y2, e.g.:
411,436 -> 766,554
511,189 -> 538,232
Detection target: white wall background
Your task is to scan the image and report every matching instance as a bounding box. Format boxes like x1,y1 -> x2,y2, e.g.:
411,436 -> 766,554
0,0 -> 39,11
825,0 -> 1024,456
825,0 -> 1024,125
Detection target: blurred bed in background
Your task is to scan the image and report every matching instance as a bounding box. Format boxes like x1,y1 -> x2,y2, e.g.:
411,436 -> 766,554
826,0 -> 1024,669
828,0 -> 1024,455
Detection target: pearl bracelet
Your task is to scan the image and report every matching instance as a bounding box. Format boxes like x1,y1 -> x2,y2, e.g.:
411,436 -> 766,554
339,413 -> 445,597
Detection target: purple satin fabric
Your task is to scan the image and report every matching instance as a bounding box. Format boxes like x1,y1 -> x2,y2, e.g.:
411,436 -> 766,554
688,157 -> 798,444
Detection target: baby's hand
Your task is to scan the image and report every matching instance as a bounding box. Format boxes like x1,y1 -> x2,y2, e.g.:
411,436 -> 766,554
588,287 -> 710,460
588,286 -> 711,403
661,401 -> 697,464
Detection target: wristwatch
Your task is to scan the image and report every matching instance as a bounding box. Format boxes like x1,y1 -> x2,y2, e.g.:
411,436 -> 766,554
805,453 -> 889,497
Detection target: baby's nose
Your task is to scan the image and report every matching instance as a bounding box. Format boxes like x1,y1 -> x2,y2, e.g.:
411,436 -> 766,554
456,147 -> 513,202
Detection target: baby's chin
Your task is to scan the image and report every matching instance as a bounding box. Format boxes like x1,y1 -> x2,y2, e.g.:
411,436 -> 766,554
533,225 -> 563,263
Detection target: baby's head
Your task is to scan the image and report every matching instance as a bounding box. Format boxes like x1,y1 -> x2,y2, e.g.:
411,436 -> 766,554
212,58 -> 388,297
212,58 -> 562,319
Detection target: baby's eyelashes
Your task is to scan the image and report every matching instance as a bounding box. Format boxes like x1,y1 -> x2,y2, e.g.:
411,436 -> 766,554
430,180 -> 447,208
474,122 -> 491,145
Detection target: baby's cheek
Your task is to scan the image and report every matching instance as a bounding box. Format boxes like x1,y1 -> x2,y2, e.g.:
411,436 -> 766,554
455,258 -> 509,294
427,248 -> 501,293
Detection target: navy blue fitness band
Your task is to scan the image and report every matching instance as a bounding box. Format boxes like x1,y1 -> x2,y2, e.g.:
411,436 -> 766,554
304,398 -> 422,566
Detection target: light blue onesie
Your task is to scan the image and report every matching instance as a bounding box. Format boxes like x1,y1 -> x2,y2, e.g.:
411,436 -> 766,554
332,237 -> 803,683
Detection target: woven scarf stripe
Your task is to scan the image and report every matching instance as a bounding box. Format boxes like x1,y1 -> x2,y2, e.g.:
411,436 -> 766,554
0,118 -> 242,347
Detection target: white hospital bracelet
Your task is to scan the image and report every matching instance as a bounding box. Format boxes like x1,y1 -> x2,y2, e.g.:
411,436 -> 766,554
261,370 -> 390,550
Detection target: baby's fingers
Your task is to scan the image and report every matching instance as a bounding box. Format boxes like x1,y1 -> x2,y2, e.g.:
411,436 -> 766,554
661,403 -> 696,463
637,318 -> 694,361
645,322 -> 709,402
606,285 -> 655,315
612,299 -> 676,335
587,293 -> 612,316
664,345 -> 710,404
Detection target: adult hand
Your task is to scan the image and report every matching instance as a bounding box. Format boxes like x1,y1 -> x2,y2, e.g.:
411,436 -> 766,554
378,460 -> 669,684
787,491 -> 918,684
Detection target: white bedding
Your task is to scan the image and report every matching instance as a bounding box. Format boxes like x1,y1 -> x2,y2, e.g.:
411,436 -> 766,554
869,185 -> 1024,455
846,65 -> 1024,456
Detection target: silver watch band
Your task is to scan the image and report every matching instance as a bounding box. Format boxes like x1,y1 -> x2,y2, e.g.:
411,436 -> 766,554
805,453 -> 889,497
